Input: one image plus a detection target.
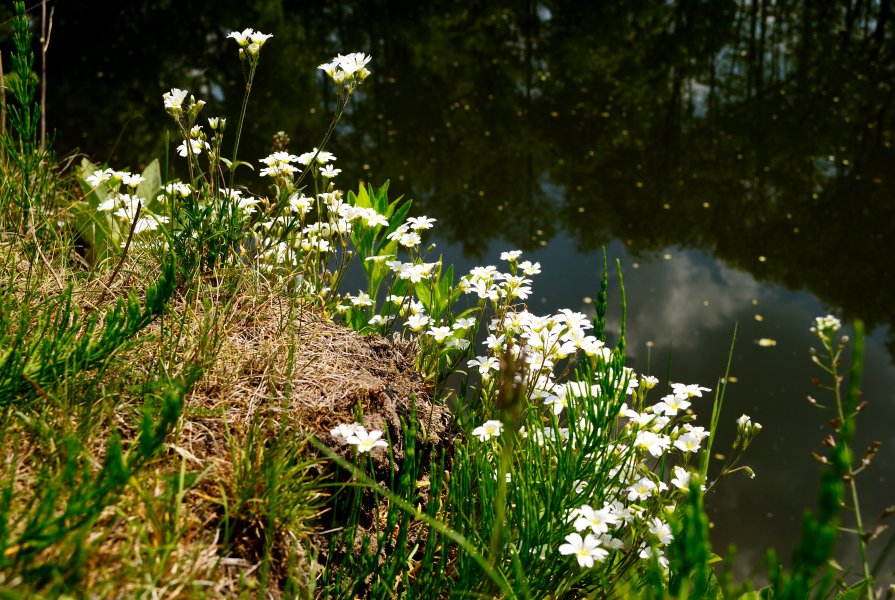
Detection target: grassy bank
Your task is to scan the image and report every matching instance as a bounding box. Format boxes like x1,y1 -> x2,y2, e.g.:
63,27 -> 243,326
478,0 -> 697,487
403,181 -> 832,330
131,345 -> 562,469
1,6 -> 887,598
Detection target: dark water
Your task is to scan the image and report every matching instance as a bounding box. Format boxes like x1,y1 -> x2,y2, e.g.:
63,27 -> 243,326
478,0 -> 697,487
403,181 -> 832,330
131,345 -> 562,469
4,0 -> 894,584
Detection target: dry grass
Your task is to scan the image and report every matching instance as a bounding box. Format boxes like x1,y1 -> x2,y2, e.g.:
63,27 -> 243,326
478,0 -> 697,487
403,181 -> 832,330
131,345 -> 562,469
41,274 -> 451,597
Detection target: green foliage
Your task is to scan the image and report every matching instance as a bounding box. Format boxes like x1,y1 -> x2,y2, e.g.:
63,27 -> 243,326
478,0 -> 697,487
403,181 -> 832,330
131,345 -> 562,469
667,482 -> 718,598
767,320 -> 870,600
73,158 -> 164,266
349,181 -> 411,300
0,373 -> 193,590
0,259 -> 176,407
2,0 -> 40,172
216,423 -> 326,591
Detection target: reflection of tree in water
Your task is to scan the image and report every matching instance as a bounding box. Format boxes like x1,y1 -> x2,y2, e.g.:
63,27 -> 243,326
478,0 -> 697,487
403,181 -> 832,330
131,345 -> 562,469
348,0 -> 895,351
9,0 -> 894,350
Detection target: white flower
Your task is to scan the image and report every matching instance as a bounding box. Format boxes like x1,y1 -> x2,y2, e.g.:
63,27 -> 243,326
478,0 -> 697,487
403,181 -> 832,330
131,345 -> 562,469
427,326 -> 452,343
407,216 -> 436,230
519,260 -> 541,275
670,466 -> 692,490
164,181 -> 192,197
471,420 -> 503,442
641,375 -> 659,390
177,138 -> 207,157
261,151 -> 301,166
572,504 -> 619,535
297,148 -> 336,165
580,337 -> 607,358
227,28 -> 253,46
485,334 -> 505,350
634,431 -> 671,457
320,53 -> 372,84
639,545 -> 669,570
405,313 -> 430,332
543,389 -> 568,416
335,52 -> 371,76
558,533 -> 608,568
600,534 -> 624,551
387,229 -> 421,248
163,88 -> 189,114
288,194 -> 314,215
674,431 -> 704,453
85,168 -> 115,187
649,518 -> 674,545
234,195 -> 260,213
249,31 -> 273,45
360,210 -> 389,227
670,383 -> 712,398
737,414 -> 762,433
500,250 -> 522,261
96,196 -> 116,212
319,164 -> 341,179
110,193 -> 143,220
653,394 -> 690,416
259,151 -> 301,177
345,428 -> 388,453
467,355 -> 499,377
627,477 -> 657,501
446,337 -> 470,351
120,173 -> 144,188
453,317 -> 477,331
349,292 -> 373,307
228,29 -> 272,54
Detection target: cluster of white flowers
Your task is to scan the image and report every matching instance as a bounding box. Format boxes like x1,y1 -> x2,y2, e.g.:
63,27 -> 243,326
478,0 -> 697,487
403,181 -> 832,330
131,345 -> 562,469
227,28 -> 273,59
455,248 -> 753,571
810,314 -> 842,342
254,176 -> 401,276
87,168 -> 169,239
162,87 -> 206,122
330,422 -> 388,453
257,149 -> 342,181
259,151 -> 302,178
469,376 -> 716,569
318,52 -> 372,86
177,125 -> 210,157
151,50 -> 373,282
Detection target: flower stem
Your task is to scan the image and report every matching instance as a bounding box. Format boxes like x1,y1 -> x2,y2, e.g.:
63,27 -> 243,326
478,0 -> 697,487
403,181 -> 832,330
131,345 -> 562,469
228,63 -> 257,191
828,330 -> 873,599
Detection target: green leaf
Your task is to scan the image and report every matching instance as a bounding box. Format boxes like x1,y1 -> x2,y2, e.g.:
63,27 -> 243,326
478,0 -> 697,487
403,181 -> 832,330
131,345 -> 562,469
437,263 -> 454,305
352,185 -> 371,209
375,201 -> 411,255
415,281 -> 432,309
136,159 -> 162,205
835,580 -> 870,600
220,157 -> 255,172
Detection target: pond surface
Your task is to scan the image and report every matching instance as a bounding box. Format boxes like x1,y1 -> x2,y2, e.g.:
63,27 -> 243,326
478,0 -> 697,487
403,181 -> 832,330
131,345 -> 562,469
6,0 -> 894,583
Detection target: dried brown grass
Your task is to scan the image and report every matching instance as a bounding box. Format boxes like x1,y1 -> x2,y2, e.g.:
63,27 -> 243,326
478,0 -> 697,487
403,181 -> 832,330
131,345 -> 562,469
73,276 -> 449,597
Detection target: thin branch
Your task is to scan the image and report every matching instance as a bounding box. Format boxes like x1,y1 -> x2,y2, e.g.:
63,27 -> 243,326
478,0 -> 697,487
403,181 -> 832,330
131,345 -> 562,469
27,206 -> 63,290
39,2 -> 54,152
1,51 -> 6,140
98,201 -> 143,306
